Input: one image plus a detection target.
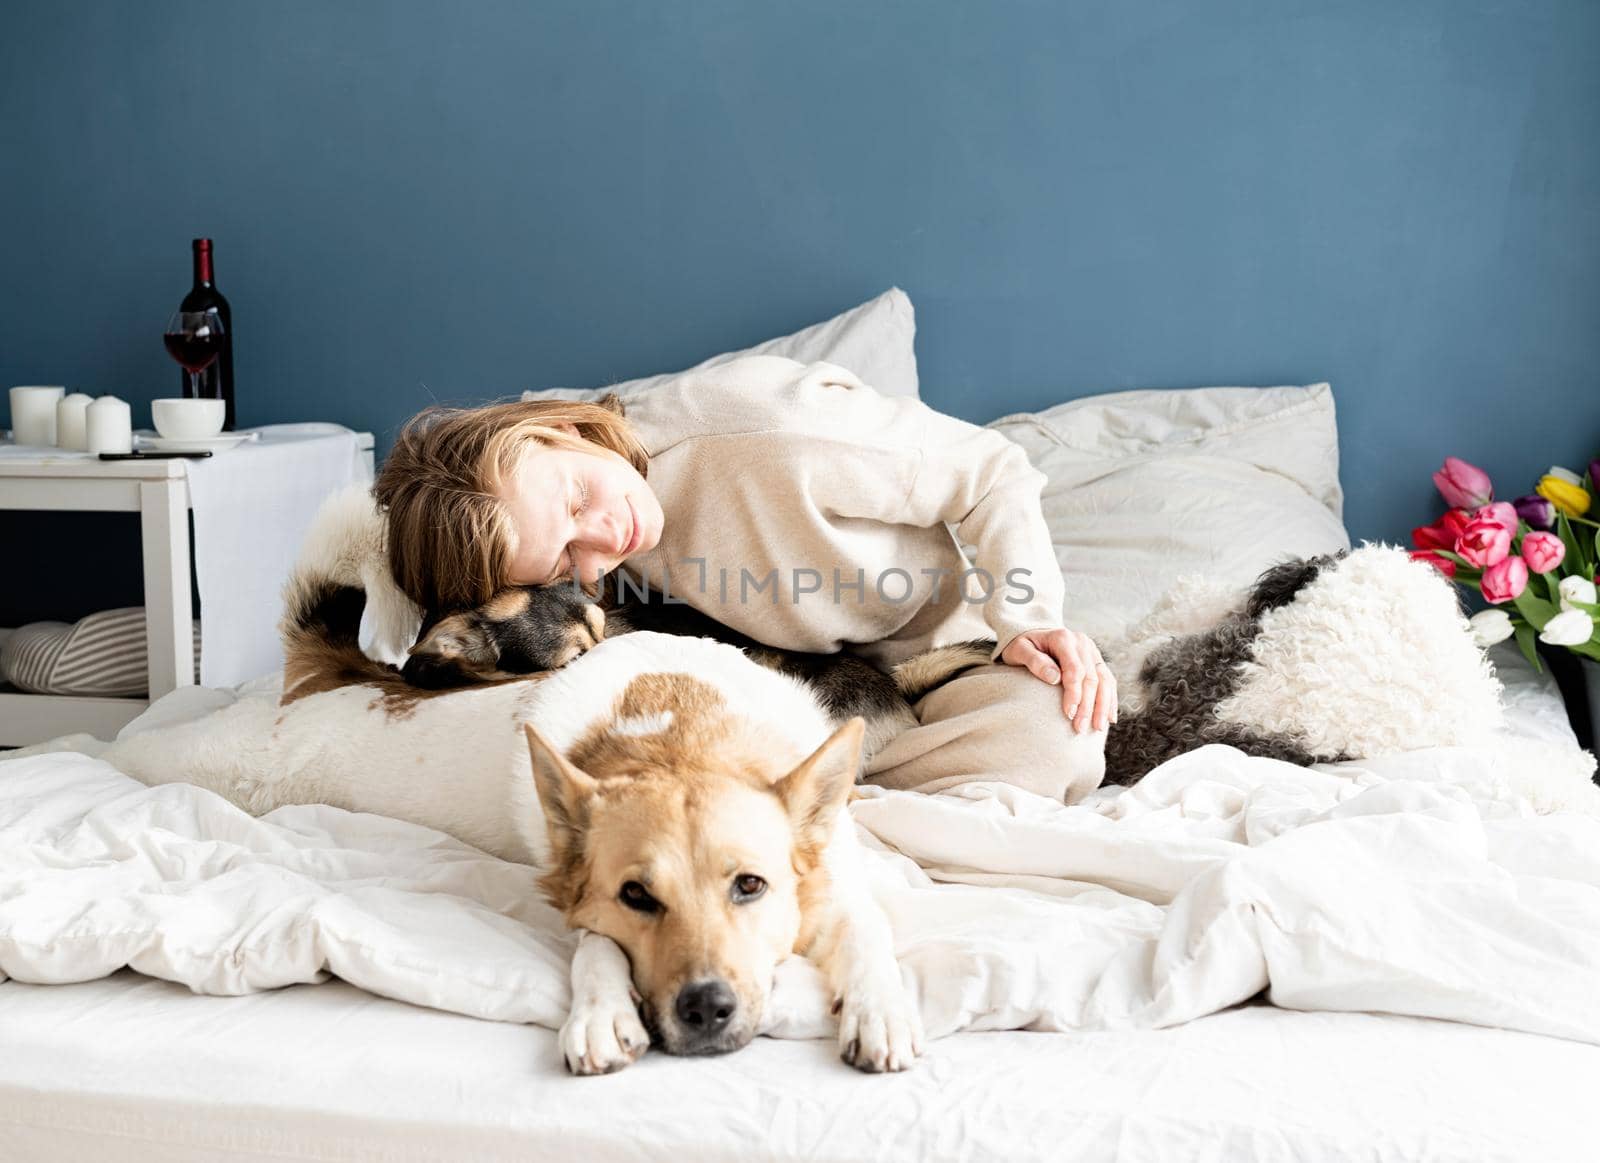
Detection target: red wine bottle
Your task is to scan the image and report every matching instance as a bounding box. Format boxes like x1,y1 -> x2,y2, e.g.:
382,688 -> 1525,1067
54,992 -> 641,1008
178,238 -> 235,430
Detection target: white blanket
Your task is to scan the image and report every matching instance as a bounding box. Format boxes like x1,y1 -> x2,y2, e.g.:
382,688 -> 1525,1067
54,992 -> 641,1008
3,653 -> 1598,1047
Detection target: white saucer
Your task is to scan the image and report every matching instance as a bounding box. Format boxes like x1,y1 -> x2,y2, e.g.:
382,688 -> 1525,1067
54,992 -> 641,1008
137,431 -> 259,453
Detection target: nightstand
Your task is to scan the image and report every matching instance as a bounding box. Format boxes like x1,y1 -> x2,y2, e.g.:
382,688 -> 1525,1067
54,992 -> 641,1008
0,431 -> 374,746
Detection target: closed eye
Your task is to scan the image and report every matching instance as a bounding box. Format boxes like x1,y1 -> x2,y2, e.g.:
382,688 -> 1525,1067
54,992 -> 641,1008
543,481 -> 591,584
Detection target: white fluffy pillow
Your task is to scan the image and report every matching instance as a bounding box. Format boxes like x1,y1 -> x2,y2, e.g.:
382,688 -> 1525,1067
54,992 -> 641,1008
987,384 -> 1351,644
522,287 -> 918,403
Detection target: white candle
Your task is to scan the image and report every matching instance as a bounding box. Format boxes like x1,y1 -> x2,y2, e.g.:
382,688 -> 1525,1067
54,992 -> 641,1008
55,392 -> 93,451
85,395 -> 133,454
9,385 -> 65,446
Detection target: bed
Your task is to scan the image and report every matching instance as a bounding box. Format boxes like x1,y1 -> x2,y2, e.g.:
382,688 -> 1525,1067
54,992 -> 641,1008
3,304 -> 1598,1161
2,637 -> 1595,1163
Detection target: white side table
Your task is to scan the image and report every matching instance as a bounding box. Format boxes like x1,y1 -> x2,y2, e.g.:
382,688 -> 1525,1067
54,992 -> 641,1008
0,433 -> 375,746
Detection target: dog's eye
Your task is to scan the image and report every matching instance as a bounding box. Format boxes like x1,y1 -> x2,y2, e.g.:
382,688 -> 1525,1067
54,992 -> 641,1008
732,874 -> 766,903
618,881 -> 661,914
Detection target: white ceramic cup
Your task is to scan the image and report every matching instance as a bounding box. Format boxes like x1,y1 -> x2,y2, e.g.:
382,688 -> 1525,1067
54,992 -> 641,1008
151,397 -> 226,440
9,386 -> 65,446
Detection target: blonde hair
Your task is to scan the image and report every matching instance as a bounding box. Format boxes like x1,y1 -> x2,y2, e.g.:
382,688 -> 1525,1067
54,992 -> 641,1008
374,395 -> 646,613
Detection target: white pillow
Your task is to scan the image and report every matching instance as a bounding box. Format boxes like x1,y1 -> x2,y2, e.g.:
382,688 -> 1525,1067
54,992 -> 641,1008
987,384 -> 1350,644
522,287 -> 918,403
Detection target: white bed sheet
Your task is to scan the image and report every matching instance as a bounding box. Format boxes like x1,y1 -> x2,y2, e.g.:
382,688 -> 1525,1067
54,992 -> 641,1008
1,972 -> 1592,1163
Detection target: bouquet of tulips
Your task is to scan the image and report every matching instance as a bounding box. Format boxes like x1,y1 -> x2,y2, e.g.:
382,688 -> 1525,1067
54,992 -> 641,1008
1412,456 -> 1600,668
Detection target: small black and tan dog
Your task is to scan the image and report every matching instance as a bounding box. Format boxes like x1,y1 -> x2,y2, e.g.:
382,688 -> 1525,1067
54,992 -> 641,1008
288,556 -> 1363,789
396,558 -> 1354,789
398,575 -> 997,764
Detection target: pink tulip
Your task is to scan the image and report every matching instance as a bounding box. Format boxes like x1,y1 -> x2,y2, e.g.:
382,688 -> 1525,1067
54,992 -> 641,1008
1481,556 -> 1529,604
1433,457 -> 1493,509
1521,531 -> 1566,574
1410,549 -> 1457,578
1456,516 -> 1512,568
1473,501 -> 1518,534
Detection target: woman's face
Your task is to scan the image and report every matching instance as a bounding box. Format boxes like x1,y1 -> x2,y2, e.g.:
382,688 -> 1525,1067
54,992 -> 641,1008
495,426 -> 664,589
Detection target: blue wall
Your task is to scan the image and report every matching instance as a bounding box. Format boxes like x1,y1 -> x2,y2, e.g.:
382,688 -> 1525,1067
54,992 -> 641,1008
3,0 -> 1598,622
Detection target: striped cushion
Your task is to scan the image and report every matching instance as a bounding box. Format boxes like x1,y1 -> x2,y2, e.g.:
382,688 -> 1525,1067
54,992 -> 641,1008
0,608 -> 202,697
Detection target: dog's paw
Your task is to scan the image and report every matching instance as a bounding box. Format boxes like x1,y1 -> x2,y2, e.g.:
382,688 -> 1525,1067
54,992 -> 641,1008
836,976 -> 923,1073
560,997 -> 649,1076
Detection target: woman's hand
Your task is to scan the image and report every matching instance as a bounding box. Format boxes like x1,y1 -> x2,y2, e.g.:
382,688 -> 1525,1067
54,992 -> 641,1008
1000,628 -> 1117,734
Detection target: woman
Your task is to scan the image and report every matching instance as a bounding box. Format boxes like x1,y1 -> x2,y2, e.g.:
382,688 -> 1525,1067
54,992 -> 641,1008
374,355 -> 1112,802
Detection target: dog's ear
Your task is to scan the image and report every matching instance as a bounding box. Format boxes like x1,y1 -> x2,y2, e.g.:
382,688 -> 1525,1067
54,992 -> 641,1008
1245,552 -> 1345,620
774,717 -> 864,851
403,612 -> 500,687
410,611 -> 498,664
524,722 -> 599,855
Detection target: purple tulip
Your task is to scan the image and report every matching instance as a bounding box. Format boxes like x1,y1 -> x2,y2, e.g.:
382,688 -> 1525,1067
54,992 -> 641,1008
1513,493 -> 1555,530
1590,459 -> 1600,492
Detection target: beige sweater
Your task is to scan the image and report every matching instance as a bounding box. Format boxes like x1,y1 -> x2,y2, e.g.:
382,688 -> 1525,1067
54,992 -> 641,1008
619,356 -> 1065,668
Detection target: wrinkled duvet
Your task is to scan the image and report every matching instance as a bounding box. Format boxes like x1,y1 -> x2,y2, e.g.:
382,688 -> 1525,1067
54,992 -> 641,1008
2,649 -> 1598,1050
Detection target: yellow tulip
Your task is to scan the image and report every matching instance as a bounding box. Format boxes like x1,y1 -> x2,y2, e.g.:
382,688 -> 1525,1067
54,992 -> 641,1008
1537,474 -> 1592,517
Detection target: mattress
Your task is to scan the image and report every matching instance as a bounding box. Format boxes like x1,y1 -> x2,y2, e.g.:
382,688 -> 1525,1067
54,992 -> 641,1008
0,972 -> 1592,1163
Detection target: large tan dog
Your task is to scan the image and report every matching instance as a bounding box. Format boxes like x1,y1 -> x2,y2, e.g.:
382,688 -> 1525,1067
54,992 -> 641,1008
100,601 -> 924,1074
520,643 -> 921,1071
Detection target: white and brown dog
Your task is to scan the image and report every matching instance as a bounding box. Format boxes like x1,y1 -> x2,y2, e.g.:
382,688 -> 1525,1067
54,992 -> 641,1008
95,510 -> 925,1075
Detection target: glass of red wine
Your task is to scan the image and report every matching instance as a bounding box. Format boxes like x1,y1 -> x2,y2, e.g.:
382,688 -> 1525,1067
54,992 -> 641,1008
162,308 -> 225,399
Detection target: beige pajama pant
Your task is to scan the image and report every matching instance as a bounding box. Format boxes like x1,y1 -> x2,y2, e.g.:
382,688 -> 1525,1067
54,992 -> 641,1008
861,661 -> 1108,804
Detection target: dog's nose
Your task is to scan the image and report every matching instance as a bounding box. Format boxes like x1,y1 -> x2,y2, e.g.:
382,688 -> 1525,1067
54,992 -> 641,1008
675,980 -> 737,1034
